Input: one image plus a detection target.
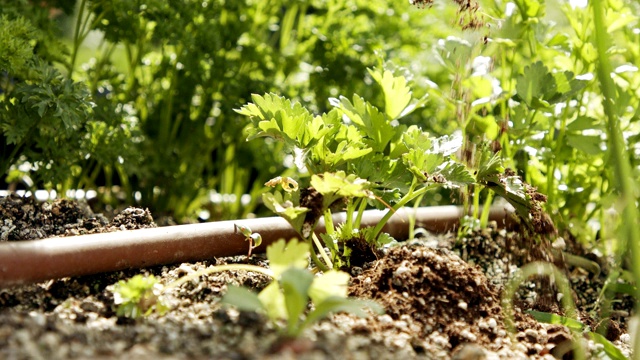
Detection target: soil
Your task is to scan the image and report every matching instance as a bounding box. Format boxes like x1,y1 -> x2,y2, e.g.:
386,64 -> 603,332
0,194 -> 633,359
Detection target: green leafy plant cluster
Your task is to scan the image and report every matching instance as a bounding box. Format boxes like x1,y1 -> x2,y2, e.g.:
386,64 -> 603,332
0,1 -> 135,190
111,239 -> 381,338
238,66 -> 548,270
2,0 -> 450,222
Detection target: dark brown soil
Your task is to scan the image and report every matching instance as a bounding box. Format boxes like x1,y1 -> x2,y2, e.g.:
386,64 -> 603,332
0,195 -> 633,359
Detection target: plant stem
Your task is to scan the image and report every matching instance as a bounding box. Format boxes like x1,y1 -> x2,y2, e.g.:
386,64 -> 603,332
591,1 -> 640,358
312,232 -> 333,270
370,182 -> 434,241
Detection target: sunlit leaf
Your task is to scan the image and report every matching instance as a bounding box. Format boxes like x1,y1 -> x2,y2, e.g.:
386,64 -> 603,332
368,68 -> 412,120
308,270 -> 350,304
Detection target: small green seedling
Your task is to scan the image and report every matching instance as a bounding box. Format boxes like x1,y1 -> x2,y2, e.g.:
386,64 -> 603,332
111,274 -> 168,319
235,223 -> 262,257
222,239 -> 383,338
111,239 -> 382,337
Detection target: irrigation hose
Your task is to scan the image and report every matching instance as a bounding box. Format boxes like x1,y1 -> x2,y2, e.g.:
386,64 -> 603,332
0,205 -> 514,287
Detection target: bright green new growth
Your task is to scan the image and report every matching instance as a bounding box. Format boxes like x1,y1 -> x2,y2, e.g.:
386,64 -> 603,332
112,275 -> 168,319
111,239 -> 381,338
238,66 -> 544,269
222,239 -> 383,338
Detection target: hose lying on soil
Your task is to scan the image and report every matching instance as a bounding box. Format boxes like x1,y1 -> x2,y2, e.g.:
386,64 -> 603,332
0,205 -> 514,287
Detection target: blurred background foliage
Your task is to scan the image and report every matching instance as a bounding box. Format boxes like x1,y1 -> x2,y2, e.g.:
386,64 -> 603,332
1,0 -> 467,222
1,0 -> 639,248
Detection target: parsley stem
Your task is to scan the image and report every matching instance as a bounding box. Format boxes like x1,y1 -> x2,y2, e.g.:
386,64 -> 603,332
370,183 -> 435,241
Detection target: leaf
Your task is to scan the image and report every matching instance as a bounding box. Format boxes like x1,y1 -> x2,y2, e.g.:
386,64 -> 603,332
308,270 -> 350,304
466,115 -> 499,140
280,267 -> 315,336
238,93 -> 334,149
367,68 -> 412,120
437,161 -> 475,187
302,297 -> 384,330
587,332 -> 628,360
266,239 -> 310,278
258,282 -> 287,321
262,192 -> 309,234
221,285 -> 265,313
526,310 -> 584,331
402,150 -> 443,181
566,116 -> 601,132
476,153 -> 504,182
516,61 -> 554,109
565,134 -> 603,155
310,171 -> 374,202
332,95 -> 394,152
430,133 -> 463,156
401,126 -> 432,153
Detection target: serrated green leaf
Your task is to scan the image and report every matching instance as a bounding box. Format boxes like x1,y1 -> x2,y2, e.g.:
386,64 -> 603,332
238,93 -> 334,149
262,192 -> 308,234
476,153 -> 504,182
566,116 -> 601,132
266,239 -> 310,278
466,115 -> 499,140
437,161 -> 475,187
308,270 -> 350,304
310,171 -> 374,201
368,68 -> 412,120
332,95 -> 394,152
402,149 -> 443,181
430,134 -> 463,156
516,61 -> 553,109
401,126 -> 432,152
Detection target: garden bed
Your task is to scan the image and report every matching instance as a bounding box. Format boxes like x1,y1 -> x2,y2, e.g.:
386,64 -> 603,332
0,196 -> 632,359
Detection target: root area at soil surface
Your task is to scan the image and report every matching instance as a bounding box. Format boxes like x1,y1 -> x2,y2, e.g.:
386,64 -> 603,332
0,195 -> 633,359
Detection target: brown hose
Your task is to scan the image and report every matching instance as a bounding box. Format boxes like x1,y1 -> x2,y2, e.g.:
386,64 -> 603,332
0,205 -> 514,287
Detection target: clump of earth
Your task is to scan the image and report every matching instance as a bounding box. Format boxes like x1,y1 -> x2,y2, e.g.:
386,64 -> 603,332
0,194 -> 633,359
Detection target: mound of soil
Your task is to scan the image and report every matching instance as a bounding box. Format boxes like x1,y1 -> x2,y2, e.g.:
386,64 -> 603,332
0,195 -> 633,359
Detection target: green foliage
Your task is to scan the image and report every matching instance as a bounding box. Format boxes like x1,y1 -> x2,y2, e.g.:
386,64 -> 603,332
112,274 -> 168,318
222,239 -> 382,338
240,67 -> 482,268
1,0 -> 437,222
527,310 -> 627,360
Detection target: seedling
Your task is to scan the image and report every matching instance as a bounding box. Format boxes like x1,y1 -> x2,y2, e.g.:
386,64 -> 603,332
221,239 -> 383,338
111,275 -> 168,319
234,223 -> 262,258
111,239 -> 382,339
238,66 -> 546,270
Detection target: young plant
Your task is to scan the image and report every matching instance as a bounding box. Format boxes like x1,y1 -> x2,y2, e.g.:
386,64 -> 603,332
237,66 -> 549,269
111,274 -> 169,319
222,239 -> 382,338
111,239 -> 381,338
234,223 -> 262,258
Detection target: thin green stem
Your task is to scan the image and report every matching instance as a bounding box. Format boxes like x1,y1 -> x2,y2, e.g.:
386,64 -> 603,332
354,197 -> 368,229
591,1 -> 640,357
312,232 -> 333,270
370,182 -> 434,241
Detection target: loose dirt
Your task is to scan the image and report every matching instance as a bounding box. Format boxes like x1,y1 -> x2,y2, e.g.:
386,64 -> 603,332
0,195 -> 633,359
